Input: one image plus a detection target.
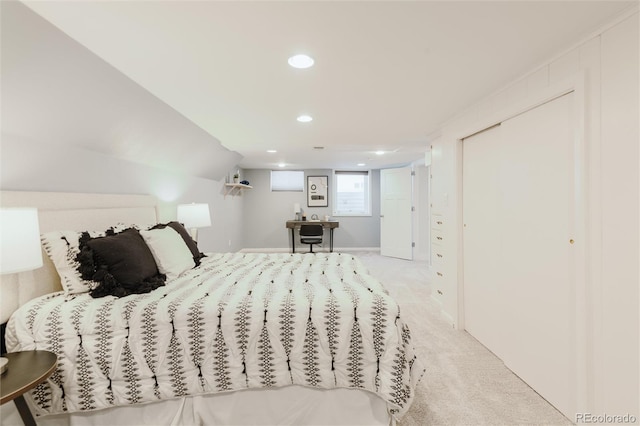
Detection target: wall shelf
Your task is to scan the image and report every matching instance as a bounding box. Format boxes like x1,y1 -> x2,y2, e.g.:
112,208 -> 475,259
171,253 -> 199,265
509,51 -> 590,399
224,183 -> 252,197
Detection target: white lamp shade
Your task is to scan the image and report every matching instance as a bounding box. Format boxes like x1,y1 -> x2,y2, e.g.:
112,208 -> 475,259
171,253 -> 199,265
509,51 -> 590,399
0,208 -> 43,274
177,203 -> 211,229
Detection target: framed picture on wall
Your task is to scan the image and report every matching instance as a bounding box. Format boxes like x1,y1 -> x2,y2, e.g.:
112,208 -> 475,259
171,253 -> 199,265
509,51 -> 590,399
307,175 -> 328,207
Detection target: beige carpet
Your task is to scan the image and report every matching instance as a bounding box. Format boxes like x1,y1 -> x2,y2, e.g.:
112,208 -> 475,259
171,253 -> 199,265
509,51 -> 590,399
353,252 -> 572,426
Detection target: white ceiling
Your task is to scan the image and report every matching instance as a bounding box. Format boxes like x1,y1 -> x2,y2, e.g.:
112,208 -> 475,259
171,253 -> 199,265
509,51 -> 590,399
22,1 -> 635,170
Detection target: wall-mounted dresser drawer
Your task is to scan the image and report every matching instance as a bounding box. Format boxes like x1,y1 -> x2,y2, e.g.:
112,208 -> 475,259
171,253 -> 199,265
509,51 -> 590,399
431,230 -> 445,246
433,269 -> 445,298
432,250 -> 445,265
431,215 -> 444,231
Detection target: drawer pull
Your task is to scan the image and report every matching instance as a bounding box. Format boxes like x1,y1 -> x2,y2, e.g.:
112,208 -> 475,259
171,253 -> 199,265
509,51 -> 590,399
437,272 -> 443,277
436,254 -> 443,258
437,290 -> 443,295
436,236 -> 443,240
436,221 -> 443,225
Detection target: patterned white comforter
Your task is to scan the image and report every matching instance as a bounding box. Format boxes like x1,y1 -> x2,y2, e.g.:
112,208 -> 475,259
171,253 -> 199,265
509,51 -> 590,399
6,252 -> 424,420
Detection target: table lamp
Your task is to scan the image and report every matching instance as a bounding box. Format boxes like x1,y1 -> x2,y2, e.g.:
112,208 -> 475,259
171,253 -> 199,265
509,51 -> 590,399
177,203 -> 211,242
0,208 -> 43,373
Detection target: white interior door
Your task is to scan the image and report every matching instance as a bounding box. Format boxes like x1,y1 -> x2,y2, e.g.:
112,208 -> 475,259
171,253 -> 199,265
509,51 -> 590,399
463,92 -> 576,418
380,167 -> 412,260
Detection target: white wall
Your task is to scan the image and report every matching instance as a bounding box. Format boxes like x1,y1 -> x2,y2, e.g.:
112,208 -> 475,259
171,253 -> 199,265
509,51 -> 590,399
241,169 -> 381,250
0,2 -> 244,253
599,13 -> 639,416
0,135 -> 244,253
1,2 -> 241,182
431,9 -> 638,418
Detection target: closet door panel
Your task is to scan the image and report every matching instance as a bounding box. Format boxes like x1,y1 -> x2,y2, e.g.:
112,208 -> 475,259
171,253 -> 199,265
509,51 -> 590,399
499,92 -> 575,417
462,125 -> 506,359
462,92 -> 576,419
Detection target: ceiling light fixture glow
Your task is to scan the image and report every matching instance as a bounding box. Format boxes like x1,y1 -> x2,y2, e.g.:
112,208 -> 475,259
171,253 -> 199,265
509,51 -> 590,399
288,54 -> 314,69
267,150 -> 277,153
375,151 -> 385,155
278,163 -> 286,168
297,115 -> 313,123
357,163 -> 366,167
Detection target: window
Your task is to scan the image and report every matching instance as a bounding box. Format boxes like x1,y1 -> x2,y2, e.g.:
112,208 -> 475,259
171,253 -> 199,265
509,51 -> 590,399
333,170 -> 371,216
271,170 -> 304,191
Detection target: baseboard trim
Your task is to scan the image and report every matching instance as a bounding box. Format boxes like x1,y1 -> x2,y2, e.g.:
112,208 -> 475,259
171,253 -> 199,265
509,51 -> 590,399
440,309 -> 456,329
431,294 -> 443,309
239,247 -> 381,254
430,295 -> 455,327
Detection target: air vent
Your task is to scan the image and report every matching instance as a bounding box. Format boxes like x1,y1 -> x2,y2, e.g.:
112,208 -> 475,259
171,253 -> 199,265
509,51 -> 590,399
313,146 -> 325,150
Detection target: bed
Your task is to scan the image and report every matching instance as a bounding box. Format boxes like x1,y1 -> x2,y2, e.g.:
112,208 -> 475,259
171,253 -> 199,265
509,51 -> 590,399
1,191 -> 424,426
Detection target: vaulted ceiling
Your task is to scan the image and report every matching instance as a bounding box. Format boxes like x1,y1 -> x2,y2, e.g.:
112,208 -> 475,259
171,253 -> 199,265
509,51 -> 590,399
19,1 -> 636,170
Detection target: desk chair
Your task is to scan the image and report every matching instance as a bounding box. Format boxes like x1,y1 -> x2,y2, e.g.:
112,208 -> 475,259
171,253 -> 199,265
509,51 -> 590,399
299,224 -> 323,253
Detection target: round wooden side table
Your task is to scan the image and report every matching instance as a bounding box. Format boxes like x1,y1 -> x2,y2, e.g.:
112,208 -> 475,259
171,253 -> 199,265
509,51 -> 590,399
0,350 -> 57,426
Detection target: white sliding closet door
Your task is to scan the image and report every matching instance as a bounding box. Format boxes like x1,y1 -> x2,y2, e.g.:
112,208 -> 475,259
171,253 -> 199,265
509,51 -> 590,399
462,124 -> 506,359
463,92 -> 576,418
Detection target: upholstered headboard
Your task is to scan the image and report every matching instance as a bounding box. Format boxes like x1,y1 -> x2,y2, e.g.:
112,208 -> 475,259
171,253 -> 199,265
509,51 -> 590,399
0,191 -> 158,322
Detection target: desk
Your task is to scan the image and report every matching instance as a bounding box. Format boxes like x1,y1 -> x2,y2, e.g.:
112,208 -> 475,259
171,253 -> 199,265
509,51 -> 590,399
286,220 -> 339,253
1,350 -> 57,426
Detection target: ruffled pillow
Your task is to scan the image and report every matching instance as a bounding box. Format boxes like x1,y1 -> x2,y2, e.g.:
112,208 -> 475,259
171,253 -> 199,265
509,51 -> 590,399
77,228 -> 165,298
41,227 -> 122,294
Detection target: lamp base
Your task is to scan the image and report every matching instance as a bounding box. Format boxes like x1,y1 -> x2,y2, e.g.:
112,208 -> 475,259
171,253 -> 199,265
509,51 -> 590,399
0,356 -> 8,374
189,228 -> 198,242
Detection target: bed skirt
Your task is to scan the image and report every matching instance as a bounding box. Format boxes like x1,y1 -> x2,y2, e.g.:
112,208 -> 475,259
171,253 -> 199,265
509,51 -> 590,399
1,385 -> 392,426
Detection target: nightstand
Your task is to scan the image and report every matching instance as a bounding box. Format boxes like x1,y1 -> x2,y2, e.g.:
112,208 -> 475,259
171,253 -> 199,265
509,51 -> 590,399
0,351 -> 57,426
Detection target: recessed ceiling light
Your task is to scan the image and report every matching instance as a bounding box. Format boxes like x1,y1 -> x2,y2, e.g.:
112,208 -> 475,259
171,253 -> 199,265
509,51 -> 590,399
267,150 -> 277,153
288,54 -> 314,69
357,163 -> 366,167
297,115 -> 313,123
375,151 -> 385,155
278,163 -> 286,168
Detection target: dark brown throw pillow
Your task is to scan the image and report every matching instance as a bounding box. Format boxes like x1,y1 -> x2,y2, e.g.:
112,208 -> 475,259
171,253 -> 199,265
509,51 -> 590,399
151,221 -> 206,266
77,228 -> 165,298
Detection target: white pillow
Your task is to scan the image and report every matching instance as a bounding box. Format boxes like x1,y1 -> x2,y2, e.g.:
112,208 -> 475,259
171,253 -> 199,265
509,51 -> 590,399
41,227 -> 123,295
140,227 -> 195,281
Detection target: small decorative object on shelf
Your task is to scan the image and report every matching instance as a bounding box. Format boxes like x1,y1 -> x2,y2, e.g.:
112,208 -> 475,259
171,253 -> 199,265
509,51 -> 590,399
233,173 -> 239,183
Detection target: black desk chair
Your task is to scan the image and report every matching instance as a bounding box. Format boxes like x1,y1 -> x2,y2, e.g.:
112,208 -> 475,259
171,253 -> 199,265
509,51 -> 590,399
299,224 -> 323,253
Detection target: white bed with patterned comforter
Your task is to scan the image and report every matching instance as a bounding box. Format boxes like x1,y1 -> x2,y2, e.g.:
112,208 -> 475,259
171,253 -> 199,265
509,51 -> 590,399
0,191 -> 424,425
6,252 -> 424,423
